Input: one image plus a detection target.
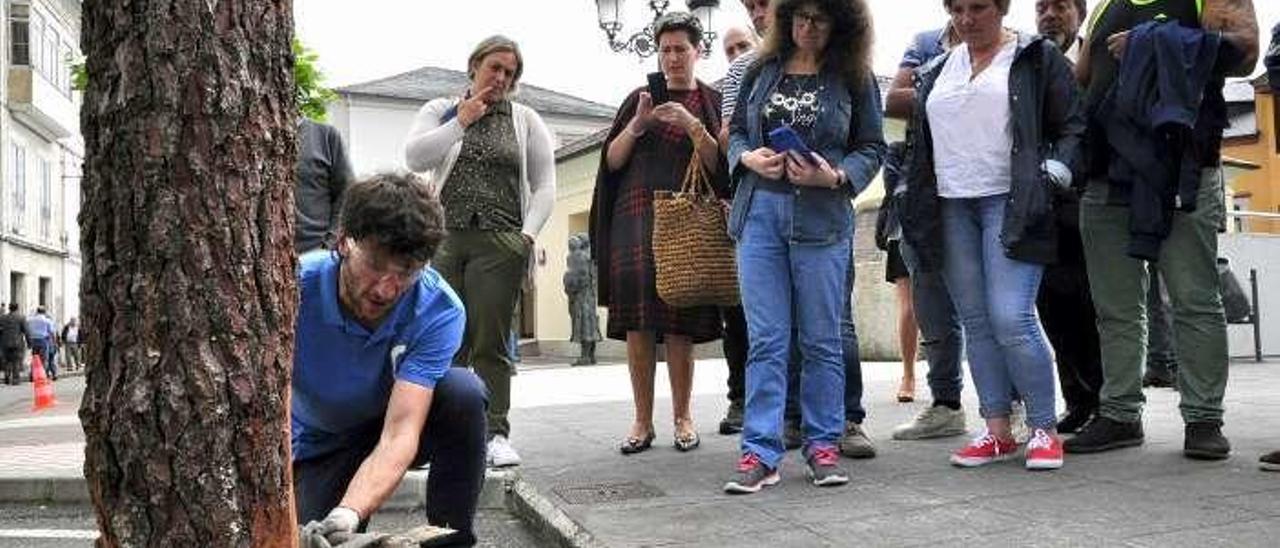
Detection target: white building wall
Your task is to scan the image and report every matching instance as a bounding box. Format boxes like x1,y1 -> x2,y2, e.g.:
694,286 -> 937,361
333,95 -> 613,179
0,0 -> 81,324
343,97 -> 421,176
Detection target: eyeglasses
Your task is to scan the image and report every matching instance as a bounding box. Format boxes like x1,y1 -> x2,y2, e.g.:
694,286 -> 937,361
345,241 -> 424,287
793,11 -> 831,29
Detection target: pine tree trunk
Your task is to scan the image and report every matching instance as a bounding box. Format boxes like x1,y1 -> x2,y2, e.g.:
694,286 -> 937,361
78,1 -> 298,546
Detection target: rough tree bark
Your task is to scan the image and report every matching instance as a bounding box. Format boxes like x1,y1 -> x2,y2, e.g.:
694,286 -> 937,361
78,1 -> 298,546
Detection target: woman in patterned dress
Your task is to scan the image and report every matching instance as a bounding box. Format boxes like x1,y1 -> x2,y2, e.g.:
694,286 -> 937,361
589,12 -> 728,456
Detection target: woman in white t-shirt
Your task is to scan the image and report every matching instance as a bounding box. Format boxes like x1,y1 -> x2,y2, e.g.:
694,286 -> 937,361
901,0 -> 1085,472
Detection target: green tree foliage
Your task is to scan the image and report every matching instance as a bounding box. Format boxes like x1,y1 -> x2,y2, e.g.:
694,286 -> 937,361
71,37 -> 336,122
293,38 -> 338,121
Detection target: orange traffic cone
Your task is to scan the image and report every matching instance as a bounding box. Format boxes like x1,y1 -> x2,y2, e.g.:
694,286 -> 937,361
31,354 -> 56,411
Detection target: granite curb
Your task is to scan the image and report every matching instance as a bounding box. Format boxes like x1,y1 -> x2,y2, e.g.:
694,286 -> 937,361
0,467 -> 597,548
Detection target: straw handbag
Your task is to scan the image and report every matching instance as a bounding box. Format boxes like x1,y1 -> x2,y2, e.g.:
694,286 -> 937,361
652,142 -> 740,307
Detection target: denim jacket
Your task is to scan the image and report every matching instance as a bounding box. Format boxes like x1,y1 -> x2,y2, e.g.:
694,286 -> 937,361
727,59 -> 886,245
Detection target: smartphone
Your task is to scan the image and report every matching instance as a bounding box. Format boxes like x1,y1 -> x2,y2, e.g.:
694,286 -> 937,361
646,71 -> 668,105
768,126 -> 815,163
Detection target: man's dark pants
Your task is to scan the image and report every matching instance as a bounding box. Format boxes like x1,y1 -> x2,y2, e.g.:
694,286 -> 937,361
293,368 -> 488,544
1,346 -> 21,384
1145,269 -> 1179,376
722,306 -> 748,406
1036,207 -> 1103,415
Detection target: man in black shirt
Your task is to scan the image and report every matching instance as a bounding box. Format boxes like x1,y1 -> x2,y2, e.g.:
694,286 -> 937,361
0,303 -> 30,385
295,118 -> 354,253
1066,0 -> 1258,461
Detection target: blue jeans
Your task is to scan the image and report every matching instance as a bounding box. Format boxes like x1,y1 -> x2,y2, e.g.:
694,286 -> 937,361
898,239 -> 964,403
785,252 -> 864,425
737,189 -> 850,468
941,195 -> 1056,430
30,338 -> 55,379
293,368 -> 488,545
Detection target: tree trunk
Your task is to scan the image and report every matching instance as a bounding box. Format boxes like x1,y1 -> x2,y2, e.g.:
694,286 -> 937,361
78,1 -> 298,546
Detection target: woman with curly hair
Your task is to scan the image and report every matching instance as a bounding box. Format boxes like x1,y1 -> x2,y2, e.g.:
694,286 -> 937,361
723,0 -> 885,493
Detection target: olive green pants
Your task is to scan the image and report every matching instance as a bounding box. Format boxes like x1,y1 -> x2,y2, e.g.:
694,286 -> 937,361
1080,169 -> 1228,424
434,229 -> 529,437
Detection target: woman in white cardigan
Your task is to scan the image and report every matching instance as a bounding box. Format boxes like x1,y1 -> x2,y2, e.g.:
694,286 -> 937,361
404,35 -> 555,468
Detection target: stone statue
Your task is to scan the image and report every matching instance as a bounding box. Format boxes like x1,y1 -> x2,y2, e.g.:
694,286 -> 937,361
564,233 -> 600,365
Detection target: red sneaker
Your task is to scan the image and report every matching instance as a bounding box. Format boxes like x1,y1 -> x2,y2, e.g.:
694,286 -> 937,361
1025,428 -> 1064,470
950,431 -> 1019,467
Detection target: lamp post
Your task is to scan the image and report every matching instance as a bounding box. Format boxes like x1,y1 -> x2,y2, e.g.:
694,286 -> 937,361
594,0 -> 720,58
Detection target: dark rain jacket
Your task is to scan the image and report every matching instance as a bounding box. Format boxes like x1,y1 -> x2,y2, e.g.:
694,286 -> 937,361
900,32 -> 1085,273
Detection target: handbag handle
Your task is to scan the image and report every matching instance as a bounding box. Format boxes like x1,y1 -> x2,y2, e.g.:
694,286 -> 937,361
678,135 -> 714,199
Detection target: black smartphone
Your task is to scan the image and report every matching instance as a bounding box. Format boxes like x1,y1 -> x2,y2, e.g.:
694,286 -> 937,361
646,71 -> 668,105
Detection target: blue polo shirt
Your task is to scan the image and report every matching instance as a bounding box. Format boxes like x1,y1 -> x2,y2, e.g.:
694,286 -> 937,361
291,251 -> 465,461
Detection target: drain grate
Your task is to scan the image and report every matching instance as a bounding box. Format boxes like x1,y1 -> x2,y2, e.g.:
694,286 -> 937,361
552,481 -> 664,504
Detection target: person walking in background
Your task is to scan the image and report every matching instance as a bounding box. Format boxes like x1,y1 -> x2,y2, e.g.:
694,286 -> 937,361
884,20 -> 970,441
723,0 -> 885,493
404,34 -> 557,468
0,304 -> 28,385
61,317 -> 82,372
295,117 -> 354,253
590,12 -> 727,456
26,306 -> 57,381
1032,0 -> 1102,435
1065,0 -> 1258,461
902,0 -> 1083,471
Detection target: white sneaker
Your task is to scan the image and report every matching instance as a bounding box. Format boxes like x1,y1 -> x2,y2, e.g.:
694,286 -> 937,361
487,435 -> 522,468
891,405 -> 967,440
1010,401 -> 1029,444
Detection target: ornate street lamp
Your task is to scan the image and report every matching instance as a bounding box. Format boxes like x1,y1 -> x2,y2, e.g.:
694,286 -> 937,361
594,0 -> 721,59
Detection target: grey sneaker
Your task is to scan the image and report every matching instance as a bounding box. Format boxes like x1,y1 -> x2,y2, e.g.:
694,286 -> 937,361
1010,401 -> 1030,444
838,421 -> 877,459
724,453 -> 781,494
805,444 -> 849,487
891,405 -> 967,440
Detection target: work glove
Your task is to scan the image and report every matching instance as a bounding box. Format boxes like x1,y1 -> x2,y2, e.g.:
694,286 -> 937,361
299,506 -> 361,548
1041,159 -> 1073,191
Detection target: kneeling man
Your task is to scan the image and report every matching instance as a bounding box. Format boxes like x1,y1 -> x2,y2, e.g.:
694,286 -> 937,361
293,173 -> 486,546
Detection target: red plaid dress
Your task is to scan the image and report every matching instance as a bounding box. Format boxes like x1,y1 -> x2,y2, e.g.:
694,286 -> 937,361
604,88 -> 723,344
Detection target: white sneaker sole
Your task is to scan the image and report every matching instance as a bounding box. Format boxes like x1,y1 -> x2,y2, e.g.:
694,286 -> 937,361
1261,462 -> 1280,472
950,453 -> 1016,468
723,472 -> 781,494
809,471 -> 850,487
1026,457 -> 1063,470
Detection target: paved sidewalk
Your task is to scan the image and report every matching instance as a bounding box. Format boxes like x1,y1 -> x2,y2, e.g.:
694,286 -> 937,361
507,358 -> 1280,547
3,359 -> 1279,546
